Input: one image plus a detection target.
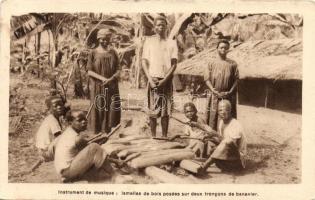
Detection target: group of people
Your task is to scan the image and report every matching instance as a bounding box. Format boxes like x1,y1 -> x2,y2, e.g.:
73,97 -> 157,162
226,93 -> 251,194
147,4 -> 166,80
34,15 -> 247,182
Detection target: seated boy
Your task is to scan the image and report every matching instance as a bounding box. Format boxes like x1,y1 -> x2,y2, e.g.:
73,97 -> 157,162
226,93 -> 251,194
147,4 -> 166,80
35,96 -> 65,161
182,102 -> 220,158
54,110 -> 113,182
200,100 -> 247,172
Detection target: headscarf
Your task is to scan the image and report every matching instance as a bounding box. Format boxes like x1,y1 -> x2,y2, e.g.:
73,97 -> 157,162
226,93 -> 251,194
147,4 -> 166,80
153,15 -> 168,25
96,29 -> 112,40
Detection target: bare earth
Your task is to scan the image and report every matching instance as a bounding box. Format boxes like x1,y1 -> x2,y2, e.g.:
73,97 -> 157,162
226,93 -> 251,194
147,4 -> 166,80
9,76 -> 301,184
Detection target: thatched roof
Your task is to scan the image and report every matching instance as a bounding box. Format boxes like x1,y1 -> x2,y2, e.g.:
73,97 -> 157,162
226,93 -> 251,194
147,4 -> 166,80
175,39 -> 302,80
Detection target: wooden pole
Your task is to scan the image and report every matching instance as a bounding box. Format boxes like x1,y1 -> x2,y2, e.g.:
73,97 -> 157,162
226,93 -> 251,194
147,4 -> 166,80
145,166 -> 193,184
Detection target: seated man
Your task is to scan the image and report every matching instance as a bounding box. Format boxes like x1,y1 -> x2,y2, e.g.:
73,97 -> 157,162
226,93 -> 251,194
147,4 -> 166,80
182,102 -> 220,158
54,110 -> 113,182
35,96 -> 65,162
201,100 -> 247,172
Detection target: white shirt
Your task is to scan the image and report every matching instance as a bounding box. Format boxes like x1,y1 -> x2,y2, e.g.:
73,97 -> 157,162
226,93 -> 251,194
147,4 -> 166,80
218,118 -> 247,168
142,35 -> 178,78
54,127 -> 79,174
35,114 -> 61,150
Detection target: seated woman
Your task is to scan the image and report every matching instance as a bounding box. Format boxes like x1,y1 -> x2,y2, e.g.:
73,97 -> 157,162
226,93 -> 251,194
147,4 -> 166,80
200,100 -> 247,172
182,102 -> 220,158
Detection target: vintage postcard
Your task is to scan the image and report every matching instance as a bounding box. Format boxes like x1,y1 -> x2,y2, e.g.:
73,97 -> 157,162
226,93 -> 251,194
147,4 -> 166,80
1,0 -> 315,199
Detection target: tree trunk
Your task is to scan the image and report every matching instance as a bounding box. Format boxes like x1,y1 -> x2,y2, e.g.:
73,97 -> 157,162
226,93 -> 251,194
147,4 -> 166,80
36,32 -> 41,78
48,29 -> 57,90
21,39 -> 26,74
73,62 -> 85,98
48,30 -> 51,66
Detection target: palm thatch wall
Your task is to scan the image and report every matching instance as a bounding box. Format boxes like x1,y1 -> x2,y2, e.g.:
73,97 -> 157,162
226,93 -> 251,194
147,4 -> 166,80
175,38 -> 302,112
175,38 -> 302,80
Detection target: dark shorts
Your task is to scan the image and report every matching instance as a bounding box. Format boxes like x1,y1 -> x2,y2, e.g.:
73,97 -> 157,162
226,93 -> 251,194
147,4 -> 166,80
147,78 -> 173,117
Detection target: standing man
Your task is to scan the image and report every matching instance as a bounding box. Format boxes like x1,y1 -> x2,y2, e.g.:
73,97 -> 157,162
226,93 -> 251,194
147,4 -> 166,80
142,16 -> 178,138
204,40 -> 238,130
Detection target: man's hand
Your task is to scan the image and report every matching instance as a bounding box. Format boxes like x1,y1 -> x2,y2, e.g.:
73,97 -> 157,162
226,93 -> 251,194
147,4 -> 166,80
220,91 -> 229,98
102,78 -> 110,86
212,89 -> 221,97
202,135 -> 212,142
149,77 -> 159,88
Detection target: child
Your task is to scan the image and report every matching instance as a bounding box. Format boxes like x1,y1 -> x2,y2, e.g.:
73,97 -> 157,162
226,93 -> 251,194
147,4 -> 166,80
54,110 -> 113,182
183,102 -> 220,158
35,96 -> 65,161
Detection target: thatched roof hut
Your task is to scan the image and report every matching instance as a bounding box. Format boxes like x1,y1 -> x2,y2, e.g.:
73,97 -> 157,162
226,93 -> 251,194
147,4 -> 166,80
175,39 -> 302,80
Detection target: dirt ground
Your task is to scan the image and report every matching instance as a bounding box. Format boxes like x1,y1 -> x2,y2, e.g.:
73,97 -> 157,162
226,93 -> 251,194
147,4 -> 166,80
8,75 -> 301,184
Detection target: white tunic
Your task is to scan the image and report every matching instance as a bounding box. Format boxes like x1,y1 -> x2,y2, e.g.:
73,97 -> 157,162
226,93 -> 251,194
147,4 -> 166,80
142,35 -> 178,78
35,114 -> 61,150
217,118 -> 247,168
54,127 -> 79,174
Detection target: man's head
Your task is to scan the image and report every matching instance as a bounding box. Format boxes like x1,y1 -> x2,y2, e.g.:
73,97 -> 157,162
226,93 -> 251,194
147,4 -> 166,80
97,29 -> 112,48
66,110 -> 88,133
46,96 -> 65,117
218,100 -> 232,123
216,40 -> 230,59
154,16 -> 167,38
184,102 -> 198,121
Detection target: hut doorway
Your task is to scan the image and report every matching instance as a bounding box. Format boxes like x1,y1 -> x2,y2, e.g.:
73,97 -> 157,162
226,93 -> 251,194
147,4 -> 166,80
238,79 -> 302,113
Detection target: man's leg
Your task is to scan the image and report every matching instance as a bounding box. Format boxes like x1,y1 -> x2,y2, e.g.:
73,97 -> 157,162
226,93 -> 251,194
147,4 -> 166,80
61,143 -> 106,180
201,156 -> 215,171
161,116 -> 169,138
149,117 -> 157,137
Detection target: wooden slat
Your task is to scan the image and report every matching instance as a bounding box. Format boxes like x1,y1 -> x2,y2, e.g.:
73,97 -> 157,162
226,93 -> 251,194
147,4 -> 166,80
129,150 -> 194,169
145,166 -> 194,184
179,160 -> 202,174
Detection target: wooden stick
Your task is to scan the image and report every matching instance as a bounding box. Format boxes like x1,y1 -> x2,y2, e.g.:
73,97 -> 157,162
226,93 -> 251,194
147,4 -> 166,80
123,106 -> 160,117
137,148 -> 189,159
29,158 -> 44,172
145,166 -> 193,184
88,70 -> 107,82
124,152 -> 141,162
170,116 -> 220,139
88,124 -> 121,144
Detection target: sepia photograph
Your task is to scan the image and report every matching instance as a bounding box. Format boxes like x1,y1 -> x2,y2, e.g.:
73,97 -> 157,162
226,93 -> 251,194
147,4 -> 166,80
8,12 -> 303,185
